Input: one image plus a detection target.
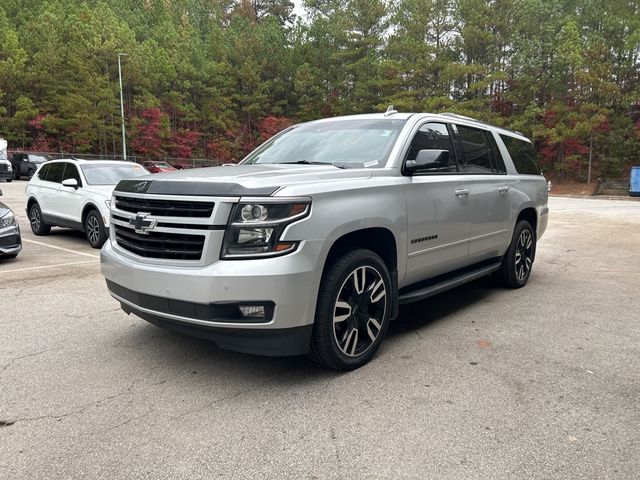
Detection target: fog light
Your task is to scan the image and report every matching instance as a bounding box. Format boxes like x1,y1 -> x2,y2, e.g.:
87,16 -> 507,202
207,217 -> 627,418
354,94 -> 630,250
238,305 -> 265,318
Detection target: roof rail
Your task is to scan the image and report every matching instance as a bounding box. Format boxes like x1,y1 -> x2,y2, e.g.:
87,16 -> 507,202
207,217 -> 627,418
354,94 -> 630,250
439,112 -> 525,137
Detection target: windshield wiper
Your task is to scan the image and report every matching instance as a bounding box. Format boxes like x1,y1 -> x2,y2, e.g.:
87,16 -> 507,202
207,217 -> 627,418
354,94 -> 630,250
278,160 -> 347,169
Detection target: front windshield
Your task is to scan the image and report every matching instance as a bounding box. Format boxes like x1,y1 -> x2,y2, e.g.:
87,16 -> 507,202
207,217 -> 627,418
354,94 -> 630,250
81,163 -> 148,185
242,119 -> 407,168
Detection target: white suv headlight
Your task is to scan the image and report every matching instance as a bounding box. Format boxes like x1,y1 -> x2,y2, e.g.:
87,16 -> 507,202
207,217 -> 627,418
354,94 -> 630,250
221,199 -> 310,259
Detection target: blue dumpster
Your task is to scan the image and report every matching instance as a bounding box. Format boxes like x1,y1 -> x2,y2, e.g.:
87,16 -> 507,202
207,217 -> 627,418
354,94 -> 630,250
631,166 -> 640,197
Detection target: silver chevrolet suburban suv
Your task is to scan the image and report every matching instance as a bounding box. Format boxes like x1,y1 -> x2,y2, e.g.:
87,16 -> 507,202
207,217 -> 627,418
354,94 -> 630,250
101,112 -> 548,370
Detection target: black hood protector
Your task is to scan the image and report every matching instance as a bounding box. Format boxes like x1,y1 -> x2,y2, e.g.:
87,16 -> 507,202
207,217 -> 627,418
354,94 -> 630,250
115,180 -> 279,197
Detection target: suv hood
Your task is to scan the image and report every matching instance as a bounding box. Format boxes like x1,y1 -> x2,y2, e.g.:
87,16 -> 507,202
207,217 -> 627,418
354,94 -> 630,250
115,164 -> 374,196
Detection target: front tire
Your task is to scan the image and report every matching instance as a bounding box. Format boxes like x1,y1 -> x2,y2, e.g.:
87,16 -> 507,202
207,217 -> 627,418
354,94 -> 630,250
309,249 -> 392,370
85,210 -> 107,248
498,220 -> 536,288
28,202 -> 51,235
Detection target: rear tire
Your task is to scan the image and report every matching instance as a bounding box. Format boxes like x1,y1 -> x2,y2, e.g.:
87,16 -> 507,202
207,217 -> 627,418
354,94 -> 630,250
6,178 -> 11,183
309,249 -> 392,370
28,202 -> 51,235
497,220 -> 536,288
85,210 -> 107,248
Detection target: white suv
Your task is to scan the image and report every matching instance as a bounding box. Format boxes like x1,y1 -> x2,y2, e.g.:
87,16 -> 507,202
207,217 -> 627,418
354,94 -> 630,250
26,159 -> 148,248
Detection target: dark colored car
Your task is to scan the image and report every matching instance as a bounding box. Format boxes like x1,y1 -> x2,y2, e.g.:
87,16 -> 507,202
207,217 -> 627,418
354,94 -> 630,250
142,161 -> 177,174
0,188 -> 21,259
11,153 -> 51,180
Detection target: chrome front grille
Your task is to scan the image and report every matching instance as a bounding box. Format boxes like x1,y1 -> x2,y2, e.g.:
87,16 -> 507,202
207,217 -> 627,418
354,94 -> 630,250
113,195 -> 214,217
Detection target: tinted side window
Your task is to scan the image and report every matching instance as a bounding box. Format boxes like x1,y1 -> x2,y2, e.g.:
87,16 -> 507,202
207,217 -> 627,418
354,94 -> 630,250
486,132 -> 507,173
500,134 -> 541,175
405,122 -> 457,173
63,163 -> 82,186
453,125 -> 496,174
38,163 -> 50,180
46,162 -> 65,183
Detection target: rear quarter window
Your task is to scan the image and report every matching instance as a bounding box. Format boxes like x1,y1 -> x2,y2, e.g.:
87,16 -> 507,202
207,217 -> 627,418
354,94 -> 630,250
500,135 -> 541,175
38,163 -> 51,180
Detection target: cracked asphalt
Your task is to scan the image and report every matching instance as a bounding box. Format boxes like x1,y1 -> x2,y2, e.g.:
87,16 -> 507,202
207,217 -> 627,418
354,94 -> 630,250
1,180 -> 639,479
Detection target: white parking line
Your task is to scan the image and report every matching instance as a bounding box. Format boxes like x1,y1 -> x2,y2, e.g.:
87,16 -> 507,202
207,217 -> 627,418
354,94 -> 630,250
0,259 -> 99,274
22,238 -> 100,259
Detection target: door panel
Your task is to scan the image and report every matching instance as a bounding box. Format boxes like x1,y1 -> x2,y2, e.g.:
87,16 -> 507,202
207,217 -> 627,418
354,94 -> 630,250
55,163 -> 84,222
402,122 -> 473,285
451,125 -> 512,262
38,162 -> 65,216
466,176 -> 513,261
404,177 -> 472,285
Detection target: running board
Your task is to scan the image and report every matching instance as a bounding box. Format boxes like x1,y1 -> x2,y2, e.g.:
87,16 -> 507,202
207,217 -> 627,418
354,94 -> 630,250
398,260 -> 502,305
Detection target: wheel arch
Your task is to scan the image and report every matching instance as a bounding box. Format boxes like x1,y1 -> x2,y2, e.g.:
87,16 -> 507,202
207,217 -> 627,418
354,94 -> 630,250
81,203 -> 101,230
321,226 -> 400,320
513,206 -> 538,263
26,196 -> 39,211
516,206 -> 538,235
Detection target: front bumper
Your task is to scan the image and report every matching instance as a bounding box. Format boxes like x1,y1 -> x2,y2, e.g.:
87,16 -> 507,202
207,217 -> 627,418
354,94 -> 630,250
0,171 -> 12,181
0,224 -> 21,256
101,240 -> 324,356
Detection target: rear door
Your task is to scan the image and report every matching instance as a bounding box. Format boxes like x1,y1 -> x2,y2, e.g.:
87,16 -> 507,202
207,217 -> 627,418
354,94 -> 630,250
451,125 -> 512,262
38,161 -> 65,216
403,122 -> 472,285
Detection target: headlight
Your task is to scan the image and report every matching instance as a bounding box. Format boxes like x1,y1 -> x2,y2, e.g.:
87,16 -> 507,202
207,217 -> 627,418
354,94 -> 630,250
7,164 -> 12,172
0,213 -> 17,228
221,199 -> 311,259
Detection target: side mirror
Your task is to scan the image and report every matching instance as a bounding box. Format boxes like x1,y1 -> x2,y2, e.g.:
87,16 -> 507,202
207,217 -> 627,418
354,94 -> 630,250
62,178 -> 78,189
405,149 -> 449,174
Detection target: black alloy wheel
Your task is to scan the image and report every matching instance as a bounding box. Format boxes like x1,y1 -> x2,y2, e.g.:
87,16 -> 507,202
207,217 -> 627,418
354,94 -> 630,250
85,210 -> 107,248
514,228 -> 534,283
28,202 -> 51,235
310,249 -> 392,370
498,220 -> 536,288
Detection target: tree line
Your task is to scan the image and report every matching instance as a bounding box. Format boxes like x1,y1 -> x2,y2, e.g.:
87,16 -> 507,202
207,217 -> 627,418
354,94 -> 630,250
0,0 -> 639,181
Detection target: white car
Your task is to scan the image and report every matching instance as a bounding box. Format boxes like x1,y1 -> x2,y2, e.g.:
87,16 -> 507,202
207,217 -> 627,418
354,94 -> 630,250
25,159 -> 149,248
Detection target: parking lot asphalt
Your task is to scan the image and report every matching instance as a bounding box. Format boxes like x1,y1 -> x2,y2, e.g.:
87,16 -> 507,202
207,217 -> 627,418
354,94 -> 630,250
1,180 -> 639,479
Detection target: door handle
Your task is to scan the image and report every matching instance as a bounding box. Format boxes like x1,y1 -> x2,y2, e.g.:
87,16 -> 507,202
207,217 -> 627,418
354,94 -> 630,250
454,188 -> 470,197
498,186 -> 510,194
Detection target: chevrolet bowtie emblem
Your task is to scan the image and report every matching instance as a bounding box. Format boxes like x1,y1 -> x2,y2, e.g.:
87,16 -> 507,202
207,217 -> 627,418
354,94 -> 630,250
130,212 -> 156,234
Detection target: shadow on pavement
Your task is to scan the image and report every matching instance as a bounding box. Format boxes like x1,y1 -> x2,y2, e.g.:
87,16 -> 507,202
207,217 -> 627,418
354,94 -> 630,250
113,276 -> 500,385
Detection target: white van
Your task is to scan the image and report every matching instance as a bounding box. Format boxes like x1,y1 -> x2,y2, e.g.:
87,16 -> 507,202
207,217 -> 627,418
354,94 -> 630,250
0,138 -> 13,182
